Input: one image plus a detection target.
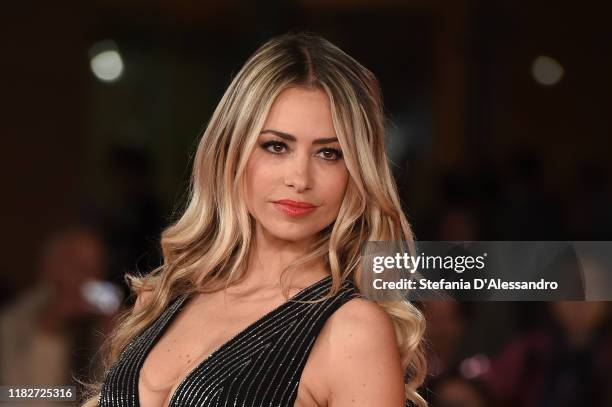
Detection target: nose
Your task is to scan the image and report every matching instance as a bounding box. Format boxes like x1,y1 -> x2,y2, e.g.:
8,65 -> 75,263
284,152 -> 312,192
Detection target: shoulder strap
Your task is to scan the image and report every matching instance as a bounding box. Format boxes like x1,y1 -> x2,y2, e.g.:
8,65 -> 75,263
220,278 -> 361,406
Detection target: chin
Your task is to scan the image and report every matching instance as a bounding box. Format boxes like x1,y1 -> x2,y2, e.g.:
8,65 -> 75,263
270,229 -> 315,243
260,222 -> 316,242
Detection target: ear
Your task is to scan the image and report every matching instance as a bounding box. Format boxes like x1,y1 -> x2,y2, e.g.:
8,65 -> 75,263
133,290 -> 154,314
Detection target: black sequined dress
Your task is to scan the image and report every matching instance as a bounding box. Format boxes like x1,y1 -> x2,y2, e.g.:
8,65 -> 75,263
99,275 -> 360,406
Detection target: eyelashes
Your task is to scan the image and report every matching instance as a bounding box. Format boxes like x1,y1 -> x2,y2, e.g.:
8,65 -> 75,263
259,140 -> 344,161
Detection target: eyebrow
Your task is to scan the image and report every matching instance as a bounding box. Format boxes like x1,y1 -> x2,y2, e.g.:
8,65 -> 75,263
260,129 -> 339,145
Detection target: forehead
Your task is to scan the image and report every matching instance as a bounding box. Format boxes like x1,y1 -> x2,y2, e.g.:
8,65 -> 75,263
262,86 -> 336,139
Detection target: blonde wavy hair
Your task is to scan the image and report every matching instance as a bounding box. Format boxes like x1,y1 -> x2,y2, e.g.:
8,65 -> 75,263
81,31 -> 427,406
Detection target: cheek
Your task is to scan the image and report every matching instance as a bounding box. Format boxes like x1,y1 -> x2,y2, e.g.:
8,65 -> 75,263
244,160 -> 260,214
321,166 -> 349,206
245,157 -> 277,206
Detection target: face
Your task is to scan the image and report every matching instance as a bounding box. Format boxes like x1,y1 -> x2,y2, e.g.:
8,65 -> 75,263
244,86 -> 349,244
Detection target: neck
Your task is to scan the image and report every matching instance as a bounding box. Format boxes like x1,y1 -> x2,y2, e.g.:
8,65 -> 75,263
243,223 -> 327,288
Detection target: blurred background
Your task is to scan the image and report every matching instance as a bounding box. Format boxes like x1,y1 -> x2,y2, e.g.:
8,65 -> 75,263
1,1 -> 611,406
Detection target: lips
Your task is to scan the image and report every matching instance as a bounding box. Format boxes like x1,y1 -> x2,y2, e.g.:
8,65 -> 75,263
273,199 -> 316,208
272,199 -> 318,217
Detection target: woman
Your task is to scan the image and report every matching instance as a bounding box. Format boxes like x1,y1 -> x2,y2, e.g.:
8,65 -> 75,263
82,31 -> 427,407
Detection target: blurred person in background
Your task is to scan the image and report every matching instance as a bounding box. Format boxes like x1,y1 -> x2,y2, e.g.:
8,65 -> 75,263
421,301 -> 469,377
429,373 -> 492,407
0,225 -> 119,396
484,301 -> 612,406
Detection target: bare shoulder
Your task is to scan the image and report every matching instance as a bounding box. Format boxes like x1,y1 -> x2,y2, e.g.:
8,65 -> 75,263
317,298 -> 406,406
328,297 -> 395,333
321,298 -> 400,352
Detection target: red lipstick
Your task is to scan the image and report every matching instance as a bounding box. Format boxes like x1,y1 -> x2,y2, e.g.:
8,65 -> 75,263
272,199 -> 317,217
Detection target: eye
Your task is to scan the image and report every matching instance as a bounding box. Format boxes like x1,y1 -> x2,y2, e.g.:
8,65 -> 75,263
260,140 -> 287,154
317,147 -> 343,161
259,140 -> 343,161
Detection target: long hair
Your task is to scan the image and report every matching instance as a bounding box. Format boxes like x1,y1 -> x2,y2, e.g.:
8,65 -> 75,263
81,31 -> 427,406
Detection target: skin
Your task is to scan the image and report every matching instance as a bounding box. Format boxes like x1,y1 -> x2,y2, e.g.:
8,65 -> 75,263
136,86 -> 406,406
242,85 -> 349,288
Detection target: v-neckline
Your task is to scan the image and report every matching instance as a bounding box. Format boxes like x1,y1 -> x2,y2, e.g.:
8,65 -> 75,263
135,274 -> 333,407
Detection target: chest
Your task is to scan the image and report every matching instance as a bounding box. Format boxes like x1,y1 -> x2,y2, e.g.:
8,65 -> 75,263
99,276 -> 355,407
137,293 -> 330,407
